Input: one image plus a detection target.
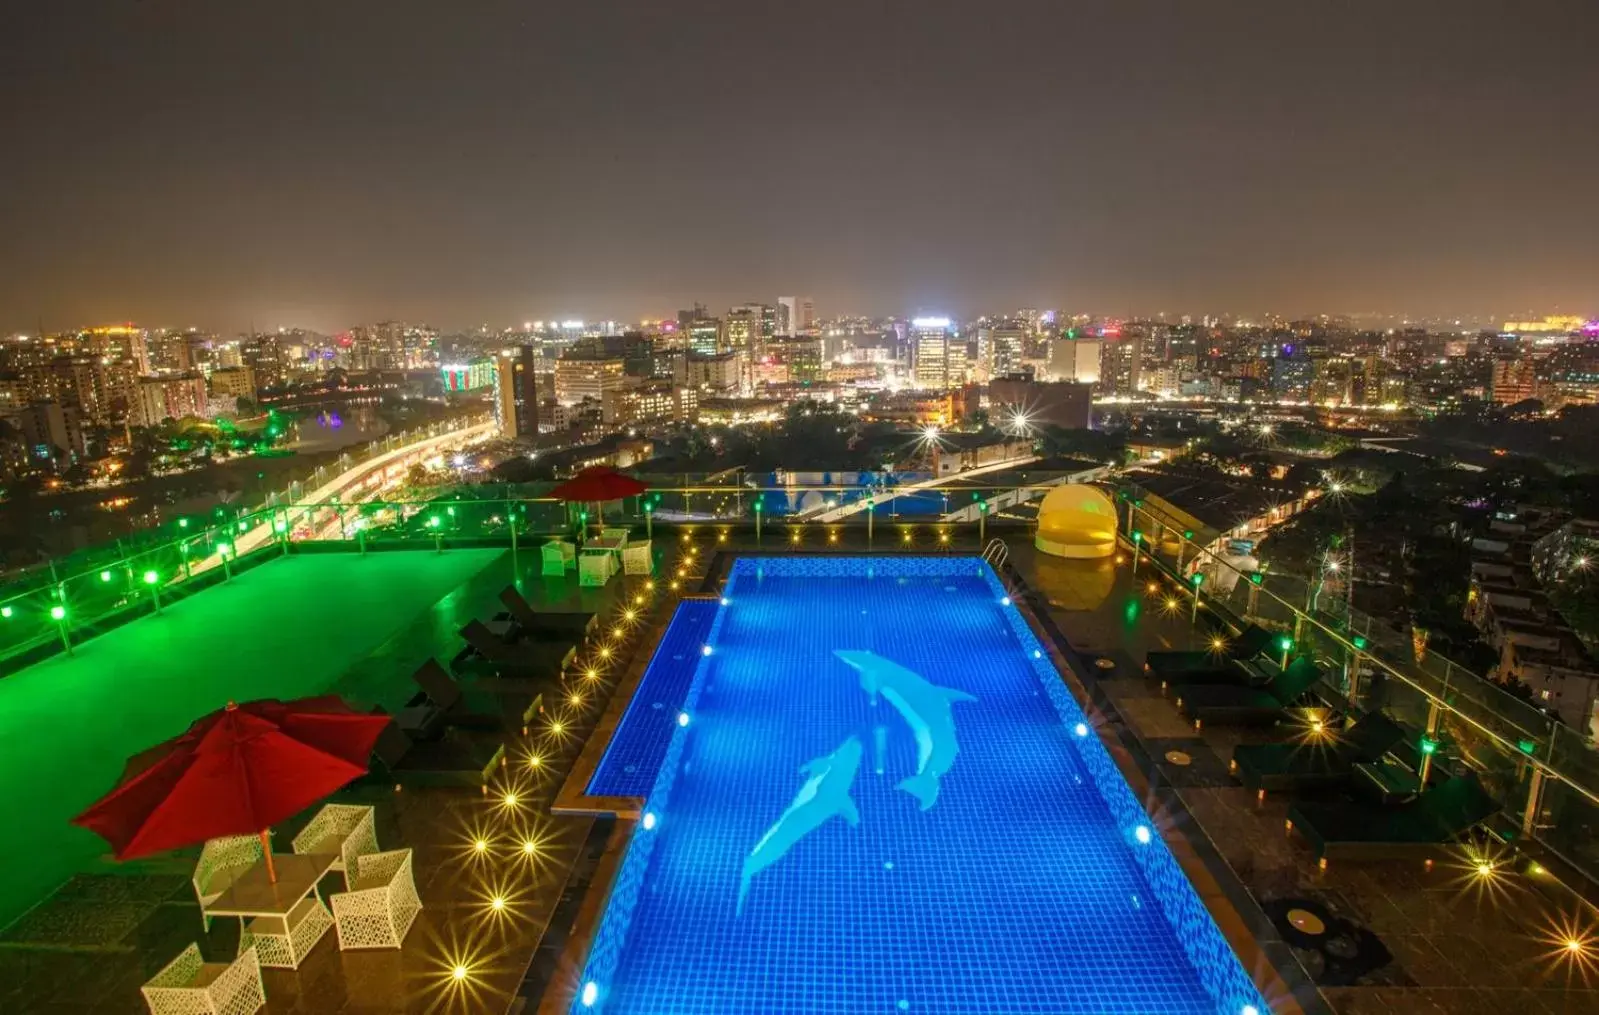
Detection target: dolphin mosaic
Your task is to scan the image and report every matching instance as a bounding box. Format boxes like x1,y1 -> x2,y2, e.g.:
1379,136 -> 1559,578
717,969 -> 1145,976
834,650 -> 976,810
738,735 -> 864,914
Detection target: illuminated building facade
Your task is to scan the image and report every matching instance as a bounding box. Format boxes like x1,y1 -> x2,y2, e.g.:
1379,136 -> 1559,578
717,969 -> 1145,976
553,353 -> 626,405
494,345 -> 540,438
911,317 -> 954,389
131,373 -> 208,427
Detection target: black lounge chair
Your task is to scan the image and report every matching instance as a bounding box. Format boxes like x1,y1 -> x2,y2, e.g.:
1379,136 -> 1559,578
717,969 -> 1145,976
453,619 -> 573,683
404,658 -> 510,730
1159,653 -> 1303,694
1286,774 -> 1500,867
1231,711 -> 1407,796
1174,655 -> 1325,729
1145,624 -> 1276,679
497,586 -> 596,643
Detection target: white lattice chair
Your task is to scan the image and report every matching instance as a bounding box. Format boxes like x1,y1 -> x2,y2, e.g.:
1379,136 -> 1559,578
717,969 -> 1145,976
579,550 -> 614,587
330,848 -> 422,951
600,526 -> 630,544
239,897 -> 333,970
541,540 -> 574,576
291,803 -> 377,887
142,942 -> 265,1015
621,540 -> 653,575
193,835 -> 263,931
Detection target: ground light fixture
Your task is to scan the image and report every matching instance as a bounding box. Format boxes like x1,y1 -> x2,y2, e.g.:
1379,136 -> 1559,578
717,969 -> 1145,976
1133,825 -> 1152,844
701,644 -> 713,656
1,606 -> 11,618
100,570 -> 112,582
1074,722 -> 1089,737
642,812 -> 657,830
582,982 -> 599,1006
143,570 -> 158,585
50,605 -> 66,621
678,712 -> 690,727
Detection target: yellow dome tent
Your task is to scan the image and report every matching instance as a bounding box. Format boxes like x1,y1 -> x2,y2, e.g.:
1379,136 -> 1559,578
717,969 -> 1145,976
1034,484 -> 1118,559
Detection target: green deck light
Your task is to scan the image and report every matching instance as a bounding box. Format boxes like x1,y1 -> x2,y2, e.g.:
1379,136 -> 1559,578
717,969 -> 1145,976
426,516 -> 442,529
143,570 -> 159,585
274,519 -> 287,533
1249,572 -> 1263,584
1352,635 -> 1368,650
1132,531 -> 1143,543
446,506 -> 456,516
50,605 -> 66,621
178,518 -> 189,529
1277,636 -> 1293,652
1,606 -> 12,618
1420,736 -> 1438,755
1183,529 -> 1194,539
100,570 -> 112,583
1190,572 -> 1204,586
237,520 -> 248,532
216,542 -> 232,557
1517,738 -> 1537,755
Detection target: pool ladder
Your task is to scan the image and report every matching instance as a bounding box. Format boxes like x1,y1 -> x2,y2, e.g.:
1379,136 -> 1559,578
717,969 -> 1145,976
981,538 -> 1009,571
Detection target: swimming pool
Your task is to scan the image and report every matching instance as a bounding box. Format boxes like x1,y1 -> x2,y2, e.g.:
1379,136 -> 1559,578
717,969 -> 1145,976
574,557 -> 1270,1014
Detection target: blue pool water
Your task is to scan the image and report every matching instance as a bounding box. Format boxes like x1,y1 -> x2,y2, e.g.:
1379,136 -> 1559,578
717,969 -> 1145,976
576,557 -> 1268,1015
588,599 -> 718,797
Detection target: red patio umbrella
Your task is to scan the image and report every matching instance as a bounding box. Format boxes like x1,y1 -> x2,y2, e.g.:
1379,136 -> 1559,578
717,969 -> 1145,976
72,695 -> 390,882
550,466 -> 647,529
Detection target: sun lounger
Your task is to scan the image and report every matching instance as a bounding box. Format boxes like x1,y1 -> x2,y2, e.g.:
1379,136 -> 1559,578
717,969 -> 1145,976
496,586 -> 596,642
408,657 -> 520,729
1174,655 -> 1325,729
1285,774 -> 1500,867
454,619 -> 573,681
1231,711 -> 1406,795
1159,653 -> 1292,693
1145,624 -> 1276,678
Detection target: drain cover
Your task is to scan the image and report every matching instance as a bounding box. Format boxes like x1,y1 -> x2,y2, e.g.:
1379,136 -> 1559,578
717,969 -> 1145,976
1094,658 -> 1116,670
1164,751 -> 1192,766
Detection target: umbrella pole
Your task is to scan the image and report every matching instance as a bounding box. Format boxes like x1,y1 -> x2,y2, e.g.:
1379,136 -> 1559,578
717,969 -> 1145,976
260,829 -> 277,883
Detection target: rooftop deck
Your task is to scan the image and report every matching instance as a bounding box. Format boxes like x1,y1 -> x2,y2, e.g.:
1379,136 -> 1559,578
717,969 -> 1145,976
1,528 -> 1595,1014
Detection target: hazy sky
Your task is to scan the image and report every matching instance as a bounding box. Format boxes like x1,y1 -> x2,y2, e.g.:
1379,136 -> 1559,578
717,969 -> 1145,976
2,1 -> 1597,333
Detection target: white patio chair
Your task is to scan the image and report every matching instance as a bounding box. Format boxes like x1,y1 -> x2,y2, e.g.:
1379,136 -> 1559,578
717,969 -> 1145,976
291,803 -> 377,887
142,942 -> 265,1015
542,540 -> 574,576
193,835 -> 262,932
239,897 -> 333,970
600,526 -> 630,544
621,540 -> 654,576
579,550 -> 613,587
330,848 -> 422,951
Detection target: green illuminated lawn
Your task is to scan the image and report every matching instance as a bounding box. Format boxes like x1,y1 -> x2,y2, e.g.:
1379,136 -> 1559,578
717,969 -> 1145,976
0,549 -> 503,930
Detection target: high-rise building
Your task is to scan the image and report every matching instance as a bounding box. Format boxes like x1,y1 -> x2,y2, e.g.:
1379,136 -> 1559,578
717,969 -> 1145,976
553,351 -> 626,405
208,366 -> 257,404
602,382 -> 699,427
982,327 -> 1027,379
687,318 -> 722,357
1270,348 -> 1315,399
778,296 -> 815,336
16,400 -> 86,464
911,317 -> 954,389
1098,336 -> 1142,396
1046,337 -> 1101,384
131,373 -> 208,427
494,346 -> 540,438
241,333 -> 290,389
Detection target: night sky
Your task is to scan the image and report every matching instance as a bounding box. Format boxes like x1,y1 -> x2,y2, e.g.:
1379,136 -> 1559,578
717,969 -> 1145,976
3,1 -> 1597,332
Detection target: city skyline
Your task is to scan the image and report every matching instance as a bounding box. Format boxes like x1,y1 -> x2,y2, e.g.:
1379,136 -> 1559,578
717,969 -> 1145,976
4,2 -> 1599,331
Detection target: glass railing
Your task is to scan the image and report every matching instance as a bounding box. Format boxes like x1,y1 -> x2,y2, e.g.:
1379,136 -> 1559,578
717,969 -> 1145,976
1115,484 -> 1599,889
